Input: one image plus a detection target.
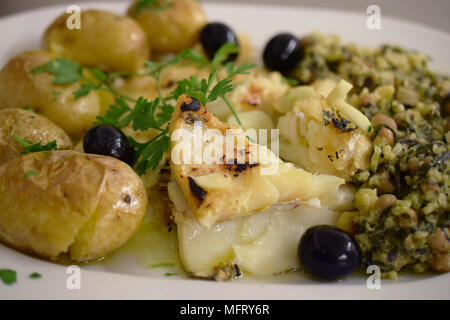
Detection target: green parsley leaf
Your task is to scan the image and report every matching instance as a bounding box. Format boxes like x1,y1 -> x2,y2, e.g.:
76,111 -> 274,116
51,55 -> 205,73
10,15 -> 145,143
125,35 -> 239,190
145,61 -> 157,69
131,133 -> 170,175
29,272 -> 42,279
173,76 -> 209,105
24,170 -> 38,179
133,0 -> 172,16
177,49 -> 209,66
90,68 -> 107,82
133,0 -> 157,16
225,62 -> 256,77
207,78 -> 234,103
32,59 -> 83,84
129,97 -> 164,131
151,263 -> 175,268
211,42 -> 240,69
23,106 -> 35,112
281,75 -> 299,86
13,135 -> 58,154
0,269 -> 17,285
74,83 -> 101,99
164,272 -> 178,276
94,97 -> 131,128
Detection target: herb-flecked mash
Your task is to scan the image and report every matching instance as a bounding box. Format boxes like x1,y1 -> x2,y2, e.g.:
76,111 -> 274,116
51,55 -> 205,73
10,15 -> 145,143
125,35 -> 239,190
294,31 -> 449,278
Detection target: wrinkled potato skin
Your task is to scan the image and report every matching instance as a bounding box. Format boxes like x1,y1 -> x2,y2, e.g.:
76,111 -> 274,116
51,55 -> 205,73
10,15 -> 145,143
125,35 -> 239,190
0,151 -> 148,262
43,10 -> 150,72
128,0 -> 207,55
0,108 -> 72,165
0,51 -> 100,138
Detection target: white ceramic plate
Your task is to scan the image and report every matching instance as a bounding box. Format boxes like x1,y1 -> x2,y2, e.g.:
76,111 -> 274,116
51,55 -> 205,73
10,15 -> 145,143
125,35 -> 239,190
0,1 -> 449,300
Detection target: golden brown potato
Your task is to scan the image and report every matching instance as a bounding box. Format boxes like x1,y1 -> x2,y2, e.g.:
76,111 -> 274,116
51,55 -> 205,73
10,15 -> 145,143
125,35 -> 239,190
0,108 -> 72,165
128,0 -> 207,55
0,150 -> 148,261
0,50 -> 100,138
43,10 -> 150,72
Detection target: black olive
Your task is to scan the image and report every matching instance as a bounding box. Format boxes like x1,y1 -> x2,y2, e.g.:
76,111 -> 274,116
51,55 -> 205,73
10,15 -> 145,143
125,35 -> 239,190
263,33 -> 302,75
200,22 -> 240,62
83,125 -> 135,167
298,225 -> 362,280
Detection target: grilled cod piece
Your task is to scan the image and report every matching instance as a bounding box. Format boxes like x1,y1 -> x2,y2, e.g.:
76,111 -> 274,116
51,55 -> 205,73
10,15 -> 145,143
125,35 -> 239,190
168,94 -> 346,228
278,80 -> 373,181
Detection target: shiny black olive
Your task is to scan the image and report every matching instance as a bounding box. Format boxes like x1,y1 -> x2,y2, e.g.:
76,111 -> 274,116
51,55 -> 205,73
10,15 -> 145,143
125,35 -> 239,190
263,33 -> 302,75
200,22 -> 240,61
298,225 -> 362,280
83,125 -> 135,167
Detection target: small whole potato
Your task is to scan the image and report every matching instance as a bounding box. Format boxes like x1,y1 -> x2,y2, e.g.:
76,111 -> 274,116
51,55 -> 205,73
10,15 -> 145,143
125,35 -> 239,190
0,108 -> 72,165
43,10 -> 150,72
128,0 -> 207,55
0,150 -> 148,262
0,50 -> 100,138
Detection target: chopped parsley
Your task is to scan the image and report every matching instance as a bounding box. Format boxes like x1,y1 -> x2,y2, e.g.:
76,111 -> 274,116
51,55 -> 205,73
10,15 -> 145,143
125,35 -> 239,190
23,106 -> 35,112
164,272 -> 178,277
281,75 -> 300,86
0,269 -> 17,285
132,0 -> 173,17
151,263 -> 175,268
24,170 -> 38,179
29,272 -> 42,279
32,58 -> 83,84
12,135 -> 58,154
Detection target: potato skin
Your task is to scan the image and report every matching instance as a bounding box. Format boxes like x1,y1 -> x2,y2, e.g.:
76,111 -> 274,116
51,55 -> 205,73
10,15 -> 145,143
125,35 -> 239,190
128,0 -> 207,55
0,50 -> 100,138
43,10 -> 150,72
0,108 -> 72,165
0,151 -> 148,261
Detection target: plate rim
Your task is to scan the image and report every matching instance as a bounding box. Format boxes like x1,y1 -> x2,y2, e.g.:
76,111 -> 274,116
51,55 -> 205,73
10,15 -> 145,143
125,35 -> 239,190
0,1 -> 449,300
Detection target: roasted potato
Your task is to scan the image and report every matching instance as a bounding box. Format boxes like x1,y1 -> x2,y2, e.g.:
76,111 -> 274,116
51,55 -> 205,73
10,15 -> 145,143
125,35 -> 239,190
0,108 -> 72,165
0,50 -> 100,138
43,10 -> 150,72
128,0 -> 207,55
0,150 -> 148,261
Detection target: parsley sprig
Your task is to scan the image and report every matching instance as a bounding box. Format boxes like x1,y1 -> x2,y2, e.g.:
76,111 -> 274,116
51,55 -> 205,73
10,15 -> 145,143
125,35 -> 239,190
32,61 -> 136,102
95,43 -> 254,174
32,42 -> 255,175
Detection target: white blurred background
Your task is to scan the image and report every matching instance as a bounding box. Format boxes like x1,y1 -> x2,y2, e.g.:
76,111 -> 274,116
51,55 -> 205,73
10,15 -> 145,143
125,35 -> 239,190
0,0 -> 449,33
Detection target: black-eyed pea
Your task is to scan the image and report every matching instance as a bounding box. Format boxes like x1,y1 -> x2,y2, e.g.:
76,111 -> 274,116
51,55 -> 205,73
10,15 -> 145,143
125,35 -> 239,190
375,194 -> 397,213
372,114 -> 398,132
398,209 -> 418,228
376,127 -> 395,146
377,170 -> 396,194
431,253 -> 450,273
430,228 -> 450,253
